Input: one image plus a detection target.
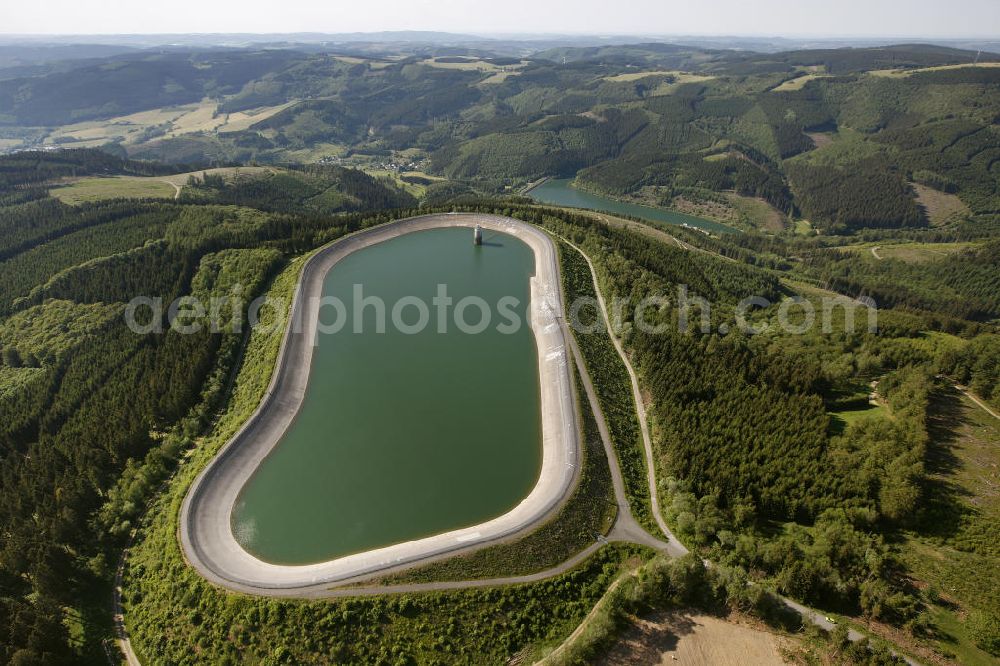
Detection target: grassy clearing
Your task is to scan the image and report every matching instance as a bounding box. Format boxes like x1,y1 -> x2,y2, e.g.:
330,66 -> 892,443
603,71 -> 715,92
868,61 -> 1000,78
772,74 -> 832,91
603,70 -> 675,82
829,402 -> 888,431
361,168 -> 442,198
479,70 -> 520,85
893,386 -> 1000,663
42,99 -> 297,148
846,241 -> 981,263
280,141 -> 347,162
805,131 -> 835,148
170,100 -> 296,136
652,72 -> 716,94
793,218 -> 815,235
45,106 -> 187,145
913,183 -> 972,226
420,57 -> 523,73
51,176 -> 176,204
52,167 -> 277,204
159,165 -> 274,188
790,127 -> 887,166
725,193 -> 787,232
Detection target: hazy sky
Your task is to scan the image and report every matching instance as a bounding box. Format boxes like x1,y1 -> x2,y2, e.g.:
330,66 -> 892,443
2,0 -> 998,38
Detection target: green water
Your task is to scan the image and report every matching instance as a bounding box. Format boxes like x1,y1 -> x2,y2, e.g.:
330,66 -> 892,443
232,227 -> 542,564
528,178 -> 737,234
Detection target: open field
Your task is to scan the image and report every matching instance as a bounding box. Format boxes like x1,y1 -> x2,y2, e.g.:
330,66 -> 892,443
868,61 -> 1000,78
421,57 -> 523,72
792,127 -> 887,165
830,402 -> 889,429
157,166 -> 274,188
603,70 -> 675,82
603,70 -> 715,93
50,167 -> 275,204
39,99 -> 296,148
843,241 -> 981,263
772,73 -> 832,91
726,193 -> 787,232
51,176 -> 177,204
654,72 -> 715,93
280,142 -> 348,162
913,183 -> 972,226
597,611 -> 791,665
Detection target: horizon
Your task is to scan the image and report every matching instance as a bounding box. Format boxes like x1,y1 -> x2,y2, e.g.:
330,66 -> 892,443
1,29 -> 999,40
1,0 -> 998,40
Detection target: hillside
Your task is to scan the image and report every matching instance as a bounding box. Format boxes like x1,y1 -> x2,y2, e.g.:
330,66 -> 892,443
2,43 -> 997,236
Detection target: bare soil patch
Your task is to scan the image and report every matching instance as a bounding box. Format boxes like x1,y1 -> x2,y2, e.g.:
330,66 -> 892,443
598,611 -> 791,666
805,131 -> 835,149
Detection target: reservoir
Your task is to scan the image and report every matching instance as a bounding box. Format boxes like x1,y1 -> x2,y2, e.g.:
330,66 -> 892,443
528,177 -> 736,234
232,227 -> 542,564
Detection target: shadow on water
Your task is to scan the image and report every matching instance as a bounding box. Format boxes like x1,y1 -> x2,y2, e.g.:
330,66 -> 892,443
915,384 -> 976,541
479,232 -> 505,248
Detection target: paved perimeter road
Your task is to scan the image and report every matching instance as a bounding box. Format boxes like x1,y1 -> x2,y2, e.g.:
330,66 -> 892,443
180,214 -> 582,594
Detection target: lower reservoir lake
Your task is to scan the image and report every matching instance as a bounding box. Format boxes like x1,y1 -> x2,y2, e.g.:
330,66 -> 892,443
528,178 -> 736,234
232,227 -> 543,564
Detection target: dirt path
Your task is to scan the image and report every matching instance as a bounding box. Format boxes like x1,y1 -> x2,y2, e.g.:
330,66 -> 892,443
158,179 -> 182,200
871,246 -> 883,259
539,569 -> 638,665
110,544 -> 141,666
955,383 -> 1000,420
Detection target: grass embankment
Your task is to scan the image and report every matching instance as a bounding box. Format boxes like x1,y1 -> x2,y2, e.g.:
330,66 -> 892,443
555,241 -> 658,536
123,226 -> 650,664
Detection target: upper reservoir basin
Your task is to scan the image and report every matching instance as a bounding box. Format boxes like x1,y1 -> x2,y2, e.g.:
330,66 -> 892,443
232,226 -> 543,564
528,178 -> 736,234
